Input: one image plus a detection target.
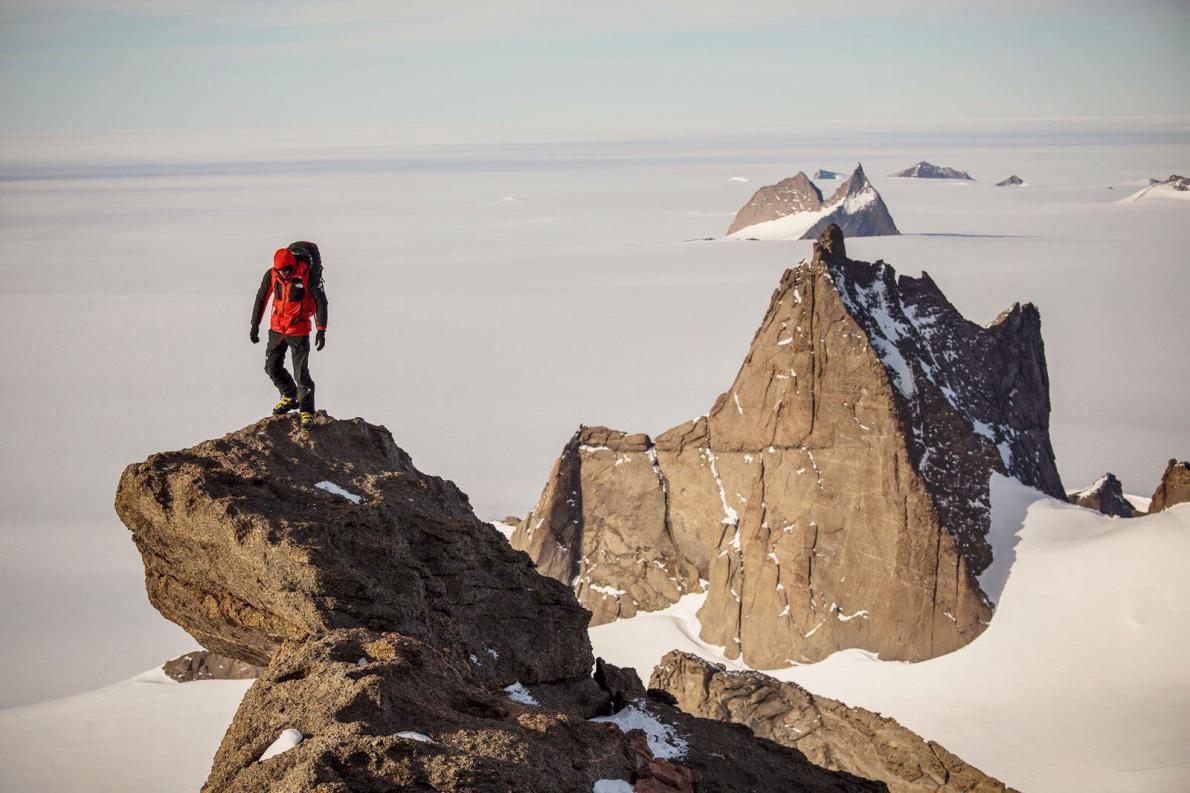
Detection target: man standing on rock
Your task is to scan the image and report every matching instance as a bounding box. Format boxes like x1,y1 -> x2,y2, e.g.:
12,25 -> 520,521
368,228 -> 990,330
250,241 -> 328,429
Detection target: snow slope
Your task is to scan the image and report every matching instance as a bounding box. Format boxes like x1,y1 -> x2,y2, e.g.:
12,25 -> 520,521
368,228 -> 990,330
1119,182 -> 1190,202
0,668 -> 251,793
590,477 -> 1190,793
724,204 -> 834,240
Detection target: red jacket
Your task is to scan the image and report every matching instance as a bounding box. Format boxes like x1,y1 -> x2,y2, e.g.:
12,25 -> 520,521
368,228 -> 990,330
252,249 -> 328,336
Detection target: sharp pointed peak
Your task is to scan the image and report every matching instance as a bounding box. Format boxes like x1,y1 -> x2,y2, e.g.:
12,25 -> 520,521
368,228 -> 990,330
812,224 -> 847,264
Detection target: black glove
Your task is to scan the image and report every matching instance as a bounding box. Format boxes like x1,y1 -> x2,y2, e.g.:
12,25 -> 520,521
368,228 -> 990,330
250,325 -> 260,344
315,329 -> 325,351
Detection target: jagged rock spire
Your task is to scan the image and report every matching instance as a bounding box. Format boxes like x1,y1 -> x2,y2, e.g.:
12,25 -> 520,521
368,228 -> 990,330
514,226 -> 1063,666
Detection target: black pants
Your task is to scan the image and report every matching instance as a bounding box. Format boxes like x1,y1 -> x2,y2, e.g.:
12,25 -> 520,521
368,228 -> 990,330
264,331 -> 315,412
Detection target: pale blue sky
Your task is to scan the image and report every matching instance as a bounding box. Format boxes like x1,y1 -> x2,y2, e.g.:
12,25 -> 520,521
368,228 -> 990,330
1,1 -> 1188,140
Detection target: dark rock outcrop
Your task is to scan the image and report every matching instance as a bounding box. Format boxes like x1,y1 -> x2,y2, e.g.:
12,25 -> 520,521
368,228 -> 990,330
995,175 -> 1026,187
651,651 -> 1015,793
1150,459 -> 1190,512
116,414 -> 592,685
891,162 -> 973,180
596,658 -> 647,712
163,650 -> 262,682
726,164 -> 899,239
1067,473 -> 1136,518
514,226 -> 1064,665
815,169 -> 845,180
204,628 -> 884,793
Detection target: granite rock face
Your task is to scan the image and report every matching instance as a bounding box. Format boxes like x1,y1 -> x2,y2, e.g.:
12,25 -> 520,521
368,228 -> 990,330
163,650 -> 262,682
1067,473 -> 1136,518
204,629 -> 883,793
891,162 -> 973,180
513,226 -> 1063,665
116,414 -> 592,685
203,629 -> 634,793
651,651 -> 1015,793
1149,459 -> 1190,512
726,164 -> 899,240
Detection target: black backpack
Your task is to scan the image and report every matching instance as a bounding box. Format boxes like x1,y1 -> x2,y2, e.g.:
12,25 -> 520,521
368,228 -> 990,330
286,241 -> 323,287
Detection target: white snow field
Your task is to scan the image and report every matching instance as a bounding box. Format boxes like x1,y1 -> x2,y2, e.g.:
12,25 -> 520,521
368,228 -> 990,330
0,668 -> 251,792
591,480 -> 1190,793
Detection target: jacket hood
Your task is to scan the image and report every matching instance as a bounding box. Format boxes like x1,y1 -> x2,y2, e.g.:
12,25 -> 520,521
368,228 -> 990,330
273,248 -> 298,270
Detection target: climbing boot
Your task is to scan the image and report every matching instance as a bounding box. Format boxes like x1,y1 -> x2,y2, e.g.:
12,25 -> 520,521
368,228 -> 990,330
300,411 -> 315,429
272,396 -> 297,415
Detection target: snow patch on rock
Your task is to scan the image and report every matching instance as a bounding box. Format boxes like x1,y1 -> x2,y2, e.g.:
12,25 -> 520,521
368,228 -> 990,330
591,701 -> 688,760
314,480 -> 362,504
258,728 -> 303,762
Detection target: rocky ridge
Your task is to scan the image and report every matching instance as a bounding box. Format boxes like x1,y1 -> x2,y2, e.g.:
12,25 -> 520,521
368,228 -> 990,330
1149,458 -> 1190,512
726,164 -> 899,239
814,169 -> 845,180
118,415 -> 884,792
513,225 -> 1064,666
1067,473 -> 1136,518
651,651 -> 1015,793
205,629 -> 884,793
891,162 -> 973,180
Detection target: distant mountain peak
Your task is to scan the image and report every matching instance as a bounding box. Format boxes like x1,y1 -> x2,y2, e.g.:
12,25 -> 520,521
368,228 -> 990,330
1118,174 -> 1190,203
1068,473 -> 1136,518
892,161 -> 974,180
726,164 -> 898,240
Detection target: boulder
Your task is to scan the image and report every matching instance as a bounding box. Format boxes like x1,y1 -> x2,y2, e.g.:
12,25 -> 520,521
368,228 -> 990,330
513,225 -> 1064,665
163,650 -> 262,682
1067,473 -> 1136,518
115,414 -> 592,685
1149,459 -> 1190,512
204,629 -> 884,793
650,651 -> 1014,793
595,657 -> 647,712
